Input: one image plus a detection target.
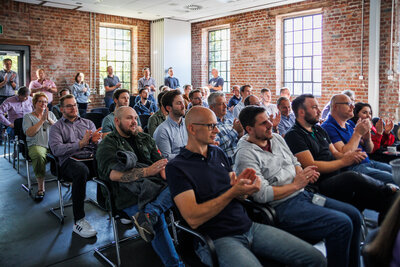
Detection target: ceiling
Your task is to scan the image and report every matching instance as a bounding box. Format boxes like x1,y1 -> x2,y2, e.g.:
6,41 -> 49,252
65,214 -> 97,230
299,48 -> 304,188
15,0 -> 306,23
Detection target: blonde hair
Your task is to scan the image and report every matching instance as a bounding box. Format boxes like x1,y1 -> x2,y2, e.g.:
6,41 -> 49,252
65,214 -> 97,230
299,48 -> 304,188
32,92 -> 48,106
36,68 -> 45,77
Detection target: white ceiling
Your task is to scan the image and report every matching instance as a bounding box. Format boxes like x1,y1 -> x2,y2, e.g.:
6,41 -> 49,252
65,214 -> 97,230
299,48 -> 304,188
15,0 -> 306,23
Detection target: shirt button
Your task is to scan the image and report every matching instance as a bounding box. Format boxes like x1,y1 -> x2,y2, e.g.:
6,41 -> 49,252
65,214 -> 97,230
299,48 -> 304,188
202,158 -> 204,160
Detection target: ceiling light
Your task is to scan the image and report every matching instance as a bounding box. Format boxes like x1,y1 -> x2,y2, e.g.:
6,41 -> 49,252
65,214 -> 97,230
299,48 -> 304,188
185,4 -> 202,11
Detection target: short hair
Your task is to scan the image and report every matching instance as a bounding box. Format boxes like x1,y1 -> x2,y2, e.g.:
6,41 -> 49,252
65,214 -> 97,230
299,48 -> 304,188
113,89 -> 130,100
159,85 -> 168,92
239,106 -> 267,130
291,94 -> 315,117
232,85 -> 240,91
115,106 -> 132,120
17,86 -> 30,96
261,88 -> 270,94
166,67 -> 173,74
3,58 -> 12,64
352,102 -> 372,123
330,94 -> 342,107
32,92 -> 48,106
183,84 -> 192,91
36,68 -> 44,77
162,89 -> 181,110
143,67 -> 150,72
244,95 -> 257,106
58,88 -> 70,97
189,89 -> 201,100
240,85 -> 251,93
59,94 -> 75,107
208,92 -> 224,107
342,90 -> 355,99
157,91 -> 167,108
74,72 -> 83,83
107,65 -> 113,70
139,88 -> 149,94
280,87 -> 290,94
277,96 -> 289,107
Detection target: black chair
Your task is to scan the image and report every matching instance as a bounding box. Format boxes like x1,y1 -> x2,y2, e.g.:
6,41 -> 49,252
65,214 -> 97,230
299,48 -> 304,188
171,199 -> 278,267
83,112 -> 105,129
139,114 -> 151,133
47,151 -> 102,224
91,107 -> 110,117
92,177 -> 140,267
13,118 -> 56,198
3,124 -> 12,163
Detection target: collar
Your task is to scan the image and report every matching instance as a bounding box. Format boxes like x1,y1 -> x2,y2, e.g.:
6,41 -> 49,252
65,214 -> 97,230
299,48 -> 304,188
61,116 -> 81,123
167,115 -> 183,127
326,114 -> 349,130
180,145 -> 214,160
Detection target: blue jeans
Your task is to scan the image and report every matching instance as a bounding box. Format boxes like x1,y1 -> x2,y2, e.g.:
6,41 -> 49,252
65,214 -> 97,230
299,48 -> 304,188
6,127 -> 14,140
196,222 -> 326,267
274,191 -> 362,267
349,160 -> 394,184
123,188 -> 183,267
104,96 -> 113,108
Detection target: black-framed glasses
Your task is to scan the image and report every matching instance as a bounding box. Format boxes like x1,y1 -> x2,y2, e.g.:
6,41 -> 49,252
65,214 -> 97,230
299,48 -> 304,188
192,123 -> 217,131
63,104 -> 77,109
335,102 -> 354,107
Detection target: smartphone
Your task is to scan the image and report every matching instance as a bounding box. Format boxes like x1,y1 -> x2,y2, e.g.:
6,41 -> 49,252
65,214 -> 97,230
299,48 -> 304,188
312,194 -> 326,207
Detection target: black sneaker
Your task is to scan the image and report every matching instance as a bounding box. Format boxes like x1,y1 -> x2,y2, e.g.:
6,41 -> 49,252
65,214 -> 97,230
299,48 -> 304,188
133,212 -> 155,242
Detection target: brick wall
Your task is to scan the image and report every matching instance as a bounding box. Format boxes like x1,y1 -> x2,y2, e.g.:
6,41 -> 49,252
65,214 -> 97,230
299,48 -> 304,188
0,0 -> 150,109
192,0 -> 399,117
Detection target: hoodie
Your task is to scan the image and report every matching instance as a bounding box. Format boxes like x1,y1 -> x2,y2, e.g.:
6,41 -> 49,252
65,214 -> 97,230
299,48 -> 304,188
234,133 -> 302,207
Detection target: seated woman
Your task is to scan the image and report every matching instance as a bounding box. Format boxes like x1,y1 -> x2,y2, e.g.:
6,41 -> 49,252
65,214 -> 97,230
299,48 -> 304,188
352,102 -> 395,153
23,92 -> 57,200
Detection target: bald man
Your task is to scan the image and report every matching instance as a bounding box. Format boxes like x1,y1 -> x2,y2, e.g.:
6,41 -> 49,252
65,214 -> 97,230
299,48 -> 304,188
208,68 -> 224,92
166,106 -> 326,267
321,94 -> 395,184
96,106 -> 183,267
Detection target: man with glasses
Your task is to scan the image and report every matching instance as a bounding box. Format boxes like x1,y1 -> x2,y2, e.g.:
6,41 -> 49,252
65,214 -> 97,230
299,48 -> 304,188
154,90 -> 187,160
209,92 -> 244,166
321,94 -> 395,184
166,106 -> 326,267
321,90 -> 355,121
187,89 -> 205,110
49,94 -> 102,238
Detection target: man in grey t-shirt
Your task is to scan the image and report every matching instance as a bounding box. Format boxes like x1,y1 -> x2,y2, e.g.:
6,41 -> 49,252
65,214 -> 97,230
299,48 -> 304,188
103,66 -> 121,108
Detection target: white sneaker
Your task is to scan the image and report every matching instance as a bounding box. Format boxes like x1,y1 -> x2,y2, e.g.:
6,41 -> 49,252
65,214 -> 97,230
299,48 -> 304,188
73,218 -> 97,238
120,218 -> 132,225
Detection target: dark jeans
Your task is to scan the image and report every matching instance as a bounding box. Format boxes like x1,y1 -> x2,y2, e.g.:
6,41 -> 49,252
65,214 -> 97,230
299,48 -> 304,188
78,103 -> 88,112
275,191 -> 362,267
61,158 -> 94,222
317,171 -> 396,224
104,97 -> 113,108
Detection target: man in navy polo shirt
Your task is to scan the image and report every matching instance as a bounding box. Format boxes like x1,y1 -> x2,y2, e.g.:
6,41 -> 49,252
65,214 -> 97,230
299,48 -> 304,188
164,67 -> 180,90
321,94 -> 394,184
166,106 -> 326,267
208,68 -> 224,92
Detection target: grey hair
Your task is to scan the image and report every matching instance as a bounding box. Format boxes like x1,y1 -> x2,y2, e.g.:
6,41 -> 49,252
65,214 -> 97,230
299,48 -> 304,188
208,92 -> 225,107
115,106 -> 132,120
342,90 -> 355,99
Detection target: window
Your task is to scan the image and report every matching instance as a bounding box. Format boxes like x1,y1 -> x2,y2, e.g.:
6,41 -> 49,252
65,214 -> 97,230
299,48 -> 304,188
99,27 -> 131,94
283,14 -> 322,96
208,28 -> 230,92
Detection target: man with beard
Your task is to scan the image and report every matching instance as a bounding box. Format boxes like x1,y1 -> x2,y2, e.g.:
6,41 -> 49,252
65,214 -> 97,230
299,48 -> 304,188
154,90 -> 187,160
96,106 -> 184,267
134,87 -> 157,116
49,95 -> 102,238
234,105 -> 362,267
284,94 -> 398,224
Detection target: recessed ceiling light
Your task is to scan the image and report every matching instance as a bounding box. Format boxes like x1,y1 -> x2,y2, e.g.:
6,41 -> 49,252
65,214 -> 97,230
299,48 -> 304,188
168,3 -> 178,6
138,11 -> 142,14
76,2 -> 82,4
185,4 -> 202,11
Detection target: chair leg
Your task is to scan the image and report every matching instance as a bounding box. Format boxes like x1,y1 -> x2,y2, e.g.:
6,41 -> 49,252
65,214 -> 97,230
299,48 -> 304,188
3,133 -> 6,158
112,216 -> 121,267
8,134 -> 11,162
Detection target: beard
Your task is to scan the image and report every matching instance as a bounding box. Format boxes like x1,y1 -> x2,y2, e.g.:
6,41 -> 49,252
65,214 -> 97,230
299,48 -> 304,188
118,122 -> 138,137
304,111 -> 319,125
255,129 -> 272,141
172,107 -> 185,117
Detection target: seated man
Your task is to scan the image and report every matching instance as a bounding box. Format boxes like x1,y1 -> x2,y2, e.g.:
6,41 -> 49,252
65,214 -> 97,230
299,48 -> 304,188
134,85 -> 156,104
102,89 -> 141,135
96,106 -> 183,267
154,90 -> 187,160
134,88 -> 157,116
321,90 -> 355,121
148,91 -> 167,137
0,86 -> 33,138
166,106 -> 326,267
277,96 -> 295,137
260,88 -> 279,117
321,94 -> 394,184
182,84 -> 192,109
49,94 -> 102,238
227,85 -> 241,111
187,89 -> 207,110
285,94 -> 397,223
234,105 -> 362,267
51,88 -> 70,120
233,85 -> 252,118
208,92 -> 244,166
244,95 -> 261,106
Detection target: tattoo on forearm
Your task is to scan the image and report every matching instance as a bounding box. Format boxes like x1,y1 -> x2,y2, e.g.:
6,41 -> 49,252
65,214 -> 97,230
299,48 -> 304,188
120,168 -> 145,182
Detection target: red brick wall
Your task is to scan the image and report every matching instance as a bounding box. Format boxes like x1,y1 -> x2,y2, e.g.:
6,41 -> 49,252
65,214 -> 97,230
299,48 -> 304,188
0,0 -> 149,109
192,0 -> 399,116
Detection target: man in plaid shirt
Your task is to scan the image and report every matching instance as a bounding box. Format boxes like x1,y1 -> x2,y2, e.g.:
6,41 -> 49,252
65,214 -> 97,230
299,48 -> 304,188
209,92 -> 244,166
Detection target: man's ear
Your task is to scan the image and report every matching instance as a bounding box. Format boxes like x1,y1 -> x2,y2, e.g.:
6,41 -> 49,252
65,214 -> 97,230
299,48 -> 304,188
187,124 -> 195,136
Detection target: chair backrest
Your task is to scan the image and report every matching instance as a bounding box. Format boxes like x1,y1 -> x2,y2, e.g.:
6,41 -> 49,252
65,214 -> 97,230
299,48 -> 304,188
13,118 -> 25,141
139,114 -> 151,132
91,107 -> 110,117
83,112 -> 105,128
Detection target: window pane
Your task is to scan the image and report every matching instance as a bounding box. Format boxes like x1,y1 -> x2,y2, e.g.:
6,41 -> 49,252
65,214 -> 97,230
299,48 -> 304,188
313,56 -> 322,69
100,27 -> 107,38
115,62 -> 122,72
107,28 -> 115,39
304,83 -> 312,93
116,51 -> 123,61
116,40 -> 123,50
284,19 -> 293,32
107,39 -> 114,50
100,49 -> 107,60
304,29 -> 312,43
123,41 -> 131,51
285,57 -> 293,69
285,32 -> 293,44
304,70 -> 312,81
304,43 -> 313,56
294,44 -> 302,56
285,45 -> 293,57
294,70 -> 302,81
284,83 -> 293,93
208,28 -> 230,92
304,16 -> 313,29
314,70 -> 321,82
294,31 -> 302,44
124,30 -> 130,40
303,57 -> 312,69
285,70 -> 293,82
100,39 -> 107,50
294,17 -> 302,31
313,29 -> 322,42
313,42 -> 322,55
116,29 -> 123,39
294,83 -> 302,95
100,61 -> 107,72
107,50 -> 115,60
294,58 -> 302,69
314,15 -> 322,28
314,83 -> 321,96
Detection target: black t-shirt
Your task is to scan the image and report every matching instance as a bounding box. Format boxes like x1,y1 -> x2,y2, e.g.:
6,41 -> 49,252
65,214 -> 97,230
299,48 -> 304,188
166,145 -> 252,240
285,121 -> 339,181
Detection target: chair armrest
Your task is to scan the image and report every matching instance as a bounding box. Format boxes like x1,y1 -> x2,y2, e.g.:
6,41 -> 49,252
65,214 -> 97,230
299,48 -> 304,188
92,178 -> 112,212
173,220 -> 218,267
240,198 -> 277,226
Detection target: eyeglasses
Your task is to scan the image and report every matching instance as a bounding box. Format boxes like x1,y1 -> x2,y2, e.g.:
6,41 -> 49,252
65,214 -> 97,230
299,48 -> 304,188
37,100 -> 48,104
335,102 -> 355,107
192,123 -> 217,131
63,104 -> 77,109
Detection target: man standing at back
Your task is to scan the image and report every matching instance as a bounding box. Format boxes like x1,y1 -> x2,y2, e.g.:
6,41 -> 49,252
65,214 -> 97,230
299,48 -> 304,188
166,106 -> 326,267
0,58 -> 18,104
164,67 -> 180,90
208,68 -> 224,92
104,66 -> 121,108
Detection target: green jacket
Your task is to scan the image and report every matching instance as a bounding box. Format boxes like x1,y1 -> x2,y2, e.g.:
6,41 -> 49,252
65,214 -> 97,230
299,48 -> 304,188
148,109 -> 166,137
96,129 -> 162,210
